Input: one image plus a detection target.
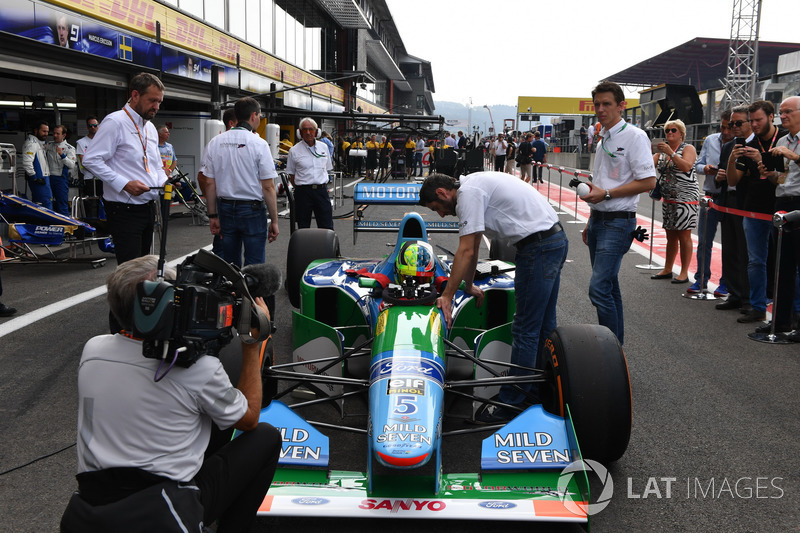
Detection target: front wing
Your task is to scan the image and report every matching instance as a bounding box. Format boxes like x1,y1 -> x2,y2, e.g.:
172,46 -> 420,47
256,403 -> 589,524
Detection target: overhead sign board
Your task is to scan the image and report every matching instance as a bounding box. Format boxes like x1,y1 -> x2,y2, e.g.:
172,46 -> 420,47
517,96 -> 640,115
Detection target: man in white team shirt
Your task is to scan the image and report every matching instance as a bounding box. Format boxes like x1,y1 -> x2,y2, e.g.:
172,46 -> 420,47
578,81 -> 656,345
419,171 -> 568,424
83,73 -> 169,266
201,96 -> 279,267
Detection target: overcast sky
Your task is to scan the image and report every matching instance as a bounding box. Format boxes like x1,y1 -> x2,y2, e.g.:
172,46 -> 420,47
386,0 -> 797,107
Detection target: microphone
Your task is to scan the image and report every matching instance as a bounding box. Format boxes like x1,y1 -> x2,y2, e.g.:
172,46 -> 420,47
241,263 -> 283,299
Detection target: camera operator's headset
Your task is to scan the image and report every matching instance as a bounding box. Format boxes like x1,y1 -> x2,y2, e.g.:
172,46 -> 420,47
193,249 -> 271,344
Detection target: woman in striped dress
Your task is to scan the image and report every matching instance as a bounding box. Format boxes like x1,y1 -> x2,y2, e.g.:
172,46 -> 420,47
650,119 -> 700,284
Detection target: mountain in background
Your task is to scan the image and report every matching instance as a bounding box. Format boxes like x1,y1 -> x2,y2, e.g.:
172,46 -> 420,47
432,101 -> 520,135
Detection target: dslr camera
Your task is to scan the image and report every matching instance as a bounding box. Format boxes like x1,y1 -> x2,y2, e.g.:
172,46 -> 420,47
132,249 -> 272,368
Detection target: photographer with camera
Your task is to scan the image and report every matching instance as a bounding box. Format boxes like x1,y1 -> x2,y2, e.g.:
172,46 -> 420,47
726,101 -> 786,324
61,255 -> 281,533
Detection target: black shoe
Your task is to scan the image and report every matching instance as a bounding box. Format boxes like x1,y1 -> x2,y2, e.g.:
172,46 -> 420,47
716,299 -> 742,310
651,273 -> 673,280
671,277 -> 689,284
754,322 -> 793,334
785,331 -> 800,343
0,303 -> 17,317
737,309 -> 766,323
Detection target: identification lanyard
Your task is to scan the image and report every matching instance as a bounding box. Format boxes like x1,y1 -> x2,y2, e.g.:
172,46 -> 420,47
600,122 -> 627,158
756,127 -> 779,153
305,142 -> 326,158
123,106 -> 149,173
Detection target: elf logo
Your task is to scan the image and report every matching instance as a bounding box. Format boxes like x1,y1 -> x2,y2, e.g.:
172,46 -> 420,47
359,499 -> 446,512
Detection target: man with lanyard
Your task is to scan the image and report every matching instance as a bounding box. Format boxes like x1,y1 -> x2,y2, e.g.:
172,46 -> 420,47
83,73 -> 168,266
726,100 -> 786,324
689,110 -> 734,295
201,97 -> 279,267
77,116 -> 102,197
21,120 -> 52,209
579,82 -> 655,345
46,124 -> 77,216
286,117 -> 334,230
418,172 -> 567,424
755,96 -> 800,338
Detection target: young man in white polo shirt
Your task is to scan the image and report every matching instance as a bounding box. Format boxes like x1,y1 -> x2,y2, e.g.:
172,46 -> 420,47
201,97 -> 279,267
419,171 -> 568,424
579,82 -> 656,345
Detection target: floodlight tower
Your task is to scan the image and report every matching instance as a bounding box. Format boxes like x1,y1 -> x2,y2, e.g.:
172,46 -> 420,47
722,0 -> 762,108
483,104 -> 495,135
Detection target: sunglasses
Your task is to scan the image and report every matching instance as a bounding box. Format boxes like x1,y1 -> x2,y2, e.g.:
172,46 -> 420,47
88,124 -> 98,128
665,128 -> 679,133
731,120 -> 746,127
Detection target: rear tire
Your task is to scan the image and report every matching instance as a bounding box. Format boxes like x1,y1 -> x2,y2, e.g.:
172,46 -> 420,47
286,228 -> 340,308
541,324 -> 632,464
488,237 -> 516,262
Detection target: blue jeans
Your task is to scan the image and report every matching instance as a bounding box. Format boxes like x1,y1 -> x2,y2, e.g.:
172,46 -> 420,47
50,175 -> 70,216
27,175 -> 53,210
587,216 -> 636,344
498,228 -> 568,406
693,199 -> 724,285
218,201 -> 267,267
414,152 -> 424,175
742,217 -> 772,312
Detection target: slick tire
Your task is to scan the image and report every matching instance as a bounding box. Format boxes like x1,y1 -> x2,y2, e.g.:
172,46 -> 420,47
286,228 -> 340,308
488,237 -> 516,262
541,324 -> 632,464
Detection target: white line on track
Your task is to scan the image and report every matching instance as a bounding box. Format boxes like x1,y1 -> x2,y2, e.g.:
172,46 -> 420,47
0,246 -> 211,339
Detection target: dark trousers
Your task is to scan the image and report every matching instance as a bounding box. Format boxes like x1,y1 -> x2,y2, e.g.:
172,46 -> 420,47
294,185 -> 333,230
493,154 -> 506,172
720,190 -> 749,305
104,200 -> 155,333
196,423 -> 281,532
105,201 -> 156,264
772,196 -> 800,328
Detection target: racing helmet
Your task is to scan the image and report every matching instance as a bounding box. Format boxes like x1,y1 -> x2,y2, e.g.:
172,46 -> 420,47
395,241 -> 435,285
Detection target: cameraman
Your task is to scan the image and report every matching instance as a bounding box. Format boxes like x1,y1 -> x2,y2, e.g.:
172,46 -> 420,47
61,255 -> 280,533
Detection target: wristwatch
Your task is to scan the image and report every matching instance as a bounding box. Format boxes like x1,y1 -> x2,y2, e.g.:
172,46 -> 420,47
604,189 -> 612,201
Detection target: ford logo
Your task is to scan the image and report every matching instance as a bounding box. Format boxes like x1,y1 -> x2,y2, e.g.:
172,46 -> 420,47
292,497 -> 329,506
478,501 -> 517,510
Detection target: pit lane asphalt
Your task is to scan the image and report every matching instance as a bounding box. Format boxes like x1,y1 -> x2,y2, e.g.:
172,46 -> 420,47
0,177 -> 797,533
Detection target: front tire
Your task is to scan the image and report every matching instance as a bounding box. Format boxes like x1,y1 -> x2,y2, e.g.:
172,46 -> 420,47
286,228 -> 340,308
541,324 -> 632,464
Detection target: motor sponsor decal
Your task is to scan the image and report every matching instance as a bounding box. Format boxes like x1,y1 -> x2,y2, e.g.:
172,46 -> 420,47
354,220 -> 460,230
359,499 -> 446,512
387,377 -> 425,395
481,405 -> 572,470
354,183 -> 421,203
369,357 -> 444,385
